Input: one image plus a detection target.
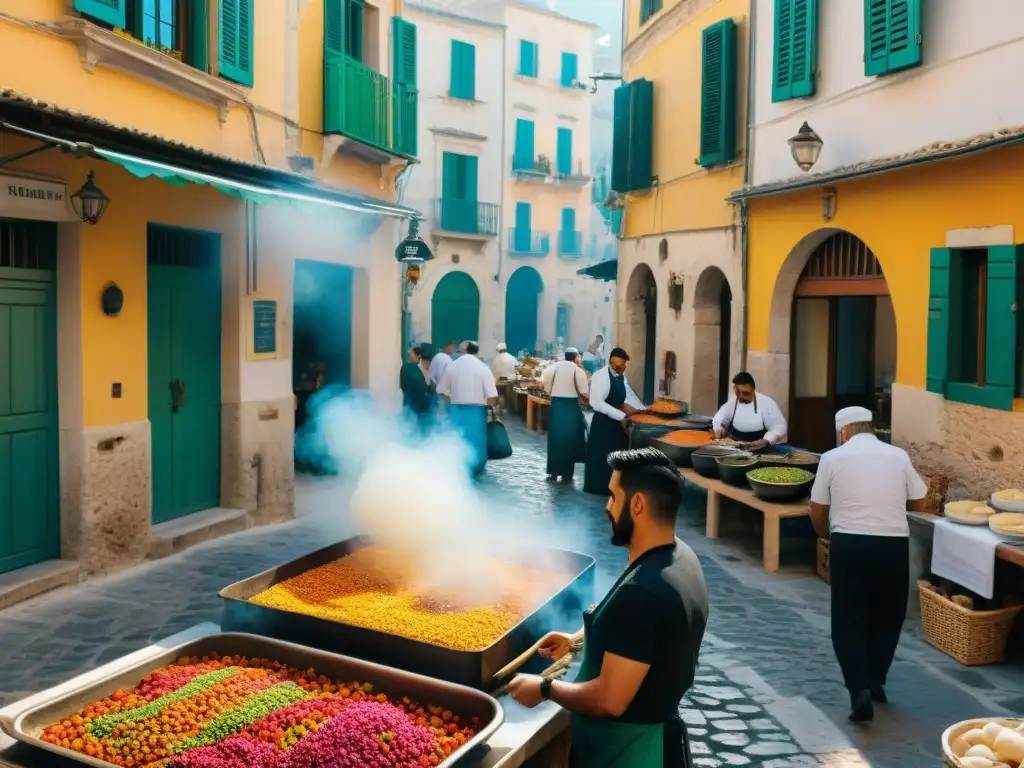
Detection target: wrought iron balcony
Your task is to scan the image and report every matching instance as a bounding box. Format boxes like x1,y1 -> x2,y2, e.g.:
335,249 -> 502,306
559,230 -> 584,258
508,228 -> 551,256
511,154 -> 552,182
433,198 -> 499,237
555,159 -> 591,186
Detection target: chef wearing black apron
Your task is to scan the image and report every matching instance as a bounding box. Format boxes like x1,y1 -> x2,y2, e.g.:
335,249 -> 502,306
508,447 -> 709,767
711,372 -> 787,450
584,348 -> 645,495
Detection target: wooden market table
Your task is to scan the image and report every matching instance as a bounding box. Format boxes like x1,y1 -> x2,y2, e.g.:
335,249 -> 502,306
526,395 -> 550,433
0,624 -> 574,768
679,467 -> 812,574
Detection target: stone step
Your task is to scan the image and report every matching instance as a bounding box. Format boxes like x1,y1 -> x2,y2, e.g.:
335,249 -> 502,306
148,508 -> 251,560
0,559 -> 80,611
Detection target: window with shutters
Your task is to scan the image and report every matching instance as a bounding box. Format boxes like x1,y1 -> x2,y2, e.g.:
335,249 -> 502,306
518,40 -> 539,78
450,40 -> 476,100
560,52 -> 578,89
610,78 -> 653,193
699,18 -> 737,168
926,245 -> 1021,411
640,0 -> 663,26
864,0 -> 922,77
772,0 -> 818,102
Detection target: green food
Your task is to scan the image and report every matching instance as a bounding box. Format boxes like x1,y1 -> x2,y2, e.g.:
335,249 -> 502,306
718,456 -> 757,466
747,467 -> 814,485
173,682 -> 309,752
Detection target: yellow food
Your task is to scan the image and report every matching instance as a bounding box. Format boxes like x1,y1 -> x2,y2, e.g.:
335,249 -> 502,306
965,729 -> 993,747
994,729 -> 1024,763
249,547 -> 570,651
970,505 -> 997,517
967,745 -> 997,760
994,489 -> 1024,501
946,500 -> 985,516
990,513 -> 1024,535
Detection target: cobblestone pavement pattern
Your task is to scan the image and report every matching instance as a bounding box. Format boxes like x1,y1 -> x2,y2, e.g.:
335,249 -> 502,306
0,422 -> 1022,767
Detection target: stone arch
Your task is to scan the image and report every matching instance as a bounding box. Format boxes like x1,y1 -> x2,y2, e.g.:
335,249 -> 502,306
623,263 -> 658,402
505,266 -> 544,356
691,266 -> 734,416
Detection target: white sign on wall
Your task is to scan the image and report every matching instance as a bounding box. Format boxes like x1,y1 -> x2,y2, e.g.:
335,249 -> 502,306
0,173 -> 74,222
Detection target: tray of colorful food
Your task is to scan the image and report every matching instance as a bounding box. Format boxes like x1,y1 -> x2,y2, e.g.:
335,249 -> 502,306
0,633 -> 502,768
220,538 -> 595,690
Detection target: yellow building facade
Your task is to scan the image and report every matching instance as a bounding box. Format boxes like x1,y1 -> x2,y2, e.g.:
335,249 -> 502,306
614,0 -> 749,416
0,0 -> 419,598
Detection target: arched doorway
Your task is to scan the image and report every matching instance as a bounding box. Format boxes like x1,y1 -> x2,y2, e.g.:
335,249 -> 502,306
625,264 -> 657,403
431,271 -> 480,349
780,231 -> 897,453
505,266 -> 543,355
692,267 -> 733,416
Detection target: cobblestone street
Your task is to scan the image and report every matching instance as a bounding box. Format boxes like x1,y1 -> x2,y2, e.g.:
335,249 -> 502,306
0,421 -> 1021,767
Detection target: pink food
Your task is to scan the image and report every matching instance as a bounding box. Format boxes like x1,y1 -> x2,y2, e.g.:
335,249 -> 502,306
171,737 -> 279,768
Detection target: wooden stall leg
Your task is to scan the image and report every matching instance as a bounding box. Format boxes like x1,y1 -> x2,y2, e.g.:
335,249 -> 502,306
763,512 -> 781,573
706,490 -> 721,540
527,399 -> 536,431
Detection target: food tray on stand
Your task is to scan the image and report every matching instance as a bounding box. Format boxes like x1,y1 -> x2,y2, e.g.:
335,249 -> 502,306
220,537 -> 596,690
0,633 -> 504,768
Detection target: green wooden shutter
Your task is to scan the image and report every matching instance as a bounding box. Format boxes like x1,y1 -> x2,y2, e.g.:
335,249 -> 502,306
441,152 -> 460,231
450,40 -> 476,100
640,0 -> 662,25
611,83 -> 631,193
772,0 -> 818,102
560,52 -> 578,88
983,245 -> 1019,410
864,0 -> 922,76
514,119 -> 535,170
926,247 -> 951,395
627,78 -> 654,191
392,17 -> 418,157
699,19 -> 737,168
514,202 -> 532,252
520,40 -> 538,77
190,0 -> 209,71
323,0 -> 345,134
74,0 -> 125,27
345,0 -> 363,61
557,127 -> 573,176
219,0 -> 254,86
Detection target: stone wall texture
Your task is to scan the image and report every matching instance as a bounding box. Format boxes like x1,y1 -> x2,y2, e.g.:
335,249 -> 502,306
221,398 -> 296,526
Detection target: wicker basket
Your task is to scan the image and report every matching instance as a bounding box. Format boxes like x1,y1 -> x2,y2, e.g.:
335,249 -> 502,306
816,538 -> 830,583
918,581 -> 1023,666
941,717 -> 1022,767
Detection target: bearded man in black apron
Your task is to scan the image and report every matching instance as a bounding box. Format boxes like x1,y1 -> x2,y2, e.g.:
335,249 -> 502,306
583,348 -> 646,495
508,447 -> 708,767
711,372 -> 788,451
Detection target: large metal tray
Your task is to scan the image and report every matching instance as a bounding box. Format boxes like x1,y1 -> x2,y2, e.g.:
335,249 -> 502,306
0,633 -> 503,768
219,537 -> 596,689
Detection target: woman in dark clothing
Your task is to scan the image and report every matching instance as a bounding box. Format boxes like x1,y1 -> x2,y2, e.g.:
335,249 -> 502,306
399,345 -> 431,429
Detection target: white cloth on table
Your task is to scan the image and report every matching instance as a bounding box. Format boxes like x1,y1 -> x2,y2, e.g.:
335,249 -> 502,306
588,366 -> 643,422
931,517 -> 1014,599
810,433 -> 927,537
429,352 -> 452,387
542,360 -> 589,398
436,354 -> 498,406
492,351 -> 518,382
711,392 -> 788,445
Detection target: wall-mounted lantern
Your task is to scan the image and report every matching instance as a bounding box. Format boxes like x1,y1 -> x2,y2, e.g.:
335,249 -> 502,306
101,282 -> 124,317
788,122 -> 824,172
668,272 -> 685,313
71,170 -> 110,224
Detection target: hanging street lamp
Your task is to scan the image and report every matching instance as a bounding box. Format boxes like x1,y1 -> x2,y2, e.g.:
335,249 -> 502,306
70,170 -> 110,224
788,122 -> 824,172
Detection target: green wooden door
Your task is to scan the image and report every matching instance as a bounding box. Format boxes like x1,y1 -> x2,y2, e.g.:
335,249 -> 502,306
431,271 -> 480,349
147,226 -> 222,524
505,266 -> 543,356
0,221 -> 59,575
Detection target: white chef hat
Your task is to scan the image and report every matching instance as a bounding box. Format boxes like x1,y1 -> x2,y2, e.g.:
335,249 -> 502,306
835,406 -> 874,431
497,342 -> 507,351
566,347 -> 580,356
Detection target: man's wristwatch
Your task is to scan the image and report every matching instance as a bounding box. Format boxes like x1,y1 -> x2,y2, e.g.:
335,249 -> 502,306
539,677 -> 553,700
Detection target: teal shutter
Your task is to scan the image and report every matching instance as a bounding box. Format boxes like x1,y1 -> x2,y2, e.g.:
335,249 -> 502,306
218,0 -> 254,86
392,17 -> 418,156
345,0 -> 363,61
926,247 -> 951,395
557,127 -> 573,176
441,152 -> 459,230
323,0 -> 345,133
611,79 -> 654,193
640,0 -> 663,25
772,0 -> 818,102
520,40 -> 538,77
514,202 -> 531,251
699,19 -> 737,168
556,303 -> 569,339
561,208 -> 575,233
450,40 -> 476,100
611,83 -> 631,192
191,0 -> 209,71
514,119 -> 535,170
74,0 -> 125,27
560,52 -> 578,88
982,245 -> 1018,410
864,0 -> 922,76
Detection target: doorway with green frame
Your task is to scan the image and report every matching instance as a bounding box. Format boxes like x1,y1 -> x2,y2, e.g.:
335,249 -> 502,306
505,266 -> 543,357
431,271 -> 480,349
147,224 -> 222,524
0,219 -> 60,575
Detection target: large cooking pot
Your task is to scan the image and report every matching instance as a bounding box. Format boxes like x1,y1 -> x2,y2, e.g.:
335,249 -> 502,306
629,414 -> 713,450
691,446 -> 751,478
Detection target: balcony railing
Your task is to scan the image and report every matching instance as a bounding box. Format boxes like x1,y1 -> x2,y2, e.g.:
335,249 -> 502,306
511,154 -> 551,180
434,198 -> 499,236
324,54 -> 418,157
555,160 -> 591,185
559,230 -> 584,257
508,228 -> 551,256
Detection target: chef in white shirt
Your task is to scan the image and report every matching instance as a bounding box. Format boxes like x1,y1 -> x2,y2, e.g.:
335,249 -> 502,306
429,341 -> 455,388
542,349 -> 590,482
492,342 -> 518,382
583,347 -> 645,495
436,341 -> 499,477
711,372 -> 788,450
809,406 -> 927,723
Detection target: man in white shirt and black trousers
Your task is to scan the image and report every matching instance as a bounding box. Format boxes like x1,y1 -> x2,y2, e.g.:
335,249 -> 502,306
809,406 -> 928,723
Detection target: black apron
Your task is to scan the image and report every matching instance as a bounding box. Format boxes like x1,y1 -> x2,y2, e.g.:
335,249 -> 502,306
726,397 -> 768,442
570,563 -> 691,767
583,371 -> 629,495
548,366 -> 587,477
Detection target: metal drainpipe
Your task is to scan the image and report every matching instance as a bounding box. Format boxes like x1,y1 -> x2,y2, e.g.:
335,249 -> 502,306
739,0 -> 757,372
495,17 -> 509,283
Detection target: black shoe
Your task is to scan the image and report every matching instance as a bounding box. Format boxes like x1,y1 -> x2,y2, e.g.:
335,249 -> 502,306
849,690 -> 874,722
869,682 -> 887,704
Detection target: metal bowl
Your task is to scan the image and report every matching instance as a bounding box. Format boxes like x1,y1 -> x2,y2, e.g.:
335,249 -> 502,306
756,449 -> 820,474
691,447 -> 751,478
716,456 -> 759,486
746,468 -> 815,502
652,432 -> 715,467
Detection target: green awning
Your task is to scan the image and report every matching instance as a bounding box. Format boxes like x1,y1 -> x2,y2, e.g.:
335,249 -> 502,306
95,148 -> 416,218
577,258 -> 617,281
